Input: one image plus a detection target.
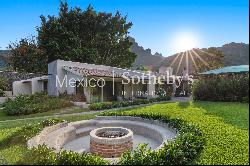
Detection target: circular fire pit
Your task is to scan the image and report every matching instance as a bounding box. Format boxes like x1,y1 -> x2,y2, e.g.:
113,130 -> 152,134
90,127 -> 133,158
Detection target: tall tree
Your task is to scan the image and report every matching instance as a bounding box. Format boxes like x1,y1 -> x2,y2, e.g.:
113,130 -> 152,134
38,2 -> 136,68
195,47 -> 224,73
8,37 -> 46,74
9,2 -> 136,74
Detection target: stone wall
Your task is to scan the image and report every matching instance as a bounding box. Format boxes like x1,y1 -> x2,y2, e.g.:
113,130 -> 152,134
90,140 -> 133,158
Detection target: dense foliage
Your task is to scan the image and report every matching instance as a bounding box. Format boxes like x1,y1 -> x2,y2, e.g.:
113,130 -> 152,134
101,112 -> 205,165
194,47 -> 224,73
59,93 -> 86,102
89,97 -> 171,110
104,102 -> 249,165
192,73 -> 249,102
9,2 -> 136,74
18,145 -> 109,165
0,89 -> 5,97
2,93 -> 73,116
8,37 -> 46,74
0,76 -> 7,91
0,102 -> 248,165
0,76 -> 7,97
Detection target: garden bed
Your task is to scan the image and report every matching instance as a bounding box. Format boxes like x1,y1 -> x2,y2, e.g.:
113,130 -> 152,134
89,97 -> 170,111
0,101 -> 248,165
1,93 -> 73,116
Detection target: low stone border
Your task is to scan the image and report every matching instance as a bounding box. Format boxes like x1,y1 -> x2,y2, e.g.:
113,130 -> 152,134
27,116 -> 177,161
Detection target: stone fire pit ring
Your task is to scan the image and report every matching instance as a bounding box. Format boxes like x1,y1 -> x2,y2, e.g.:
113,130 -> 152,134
90,127 -> 133,158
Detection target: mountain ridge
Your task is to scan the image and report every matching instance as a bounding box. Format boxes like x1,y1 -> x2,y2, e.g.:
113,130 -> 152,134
0,40 -> 249,73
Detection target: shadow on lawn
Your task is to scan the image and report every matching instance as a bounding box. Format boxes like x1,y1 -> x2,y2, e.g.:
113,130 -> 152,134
177,102 -> 190,108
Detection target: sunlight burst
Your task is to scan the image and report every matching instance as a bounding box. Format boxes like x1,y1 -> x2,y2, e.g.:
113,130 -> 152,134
173,32 -> 198,52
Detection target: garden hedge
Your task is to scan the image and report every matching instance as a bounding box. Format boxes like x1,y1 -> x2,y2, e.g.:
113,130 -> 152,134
192,73 -> 249,102
89,97 -> 170,110
0,112 -> 204,165
2,93 -> 73,116
101,112 -> 205,165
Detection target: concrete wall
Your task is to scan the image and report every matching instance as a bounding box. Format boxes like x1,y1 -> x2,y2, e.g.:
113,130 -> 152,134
13,81 -> 32,96
147,78 -> 156,99
0,97 -> 7,104
12,77 -> 48,96
48,60 -> 83,96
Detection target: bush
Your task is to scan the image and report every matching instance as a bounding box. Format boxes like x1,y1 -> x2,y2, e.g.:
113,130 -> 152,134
40,118 -> 66,128
101,112 -> 205,165
0,76 -> 7,91
18,145 -> 109,165
0,155 -> 7,165
192,74 -> 249,102
59,93 -> 86,102
0,118 -> 66,149
3,93 -> 73,116
89,97 -> 171,111
0,89 -> 5,97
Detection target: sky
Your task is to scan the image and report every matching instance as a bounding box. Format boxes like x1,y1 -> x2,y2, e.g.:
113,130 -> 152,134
0,0 -> 249,56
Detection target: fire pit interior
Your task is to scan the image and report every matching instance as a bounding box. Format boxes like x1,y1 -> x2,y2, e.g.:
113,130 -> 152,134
90,127 -> 133,158
97,130 -> 127,138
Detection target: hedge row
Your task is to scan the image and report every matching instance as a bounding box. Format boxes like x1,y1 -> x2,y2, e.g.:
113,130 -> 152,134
192,74 -> 249,102
101,112 -> 205,165
18,145 -> 109,165
89,97 -> 170,110
0,118 -> 107,165
2,93 -> 73,116
2,112 -> 204,165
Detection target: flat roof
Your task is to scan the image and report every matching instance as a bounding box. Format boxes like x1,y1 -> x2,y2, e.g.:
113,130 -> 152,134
200,65 -> 249,75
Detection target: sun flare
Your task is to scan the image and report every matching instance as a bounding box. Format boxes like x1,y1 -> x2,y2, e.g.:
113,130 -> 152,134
173,32 -> 198,52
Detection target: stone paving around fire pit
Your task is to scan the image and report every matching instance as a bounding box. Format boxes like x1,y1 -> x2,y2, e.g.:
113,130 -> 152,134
27,116 -> 177,159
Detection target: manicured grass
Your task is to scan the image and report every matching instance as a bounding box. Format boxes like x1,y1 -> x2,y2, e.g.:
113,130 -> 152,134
0,106 -> 88,121
193,101 -> 249,130
110,101 -> 249,165
0,101 -> 249,165
0,113 -> 96,164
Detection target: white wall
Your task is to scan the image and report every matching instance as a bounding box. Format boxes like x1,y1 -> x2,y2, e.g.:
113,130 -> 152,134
147,78 -> 156,99
12,77 -> 48,96
0,97 -> 7,104
13,81 -> 32,96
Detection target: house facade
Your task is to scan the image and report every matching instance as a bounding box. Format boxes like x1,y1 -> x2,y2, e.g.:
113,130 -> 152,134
48,60 -> 159,103
11,60 -> 182,103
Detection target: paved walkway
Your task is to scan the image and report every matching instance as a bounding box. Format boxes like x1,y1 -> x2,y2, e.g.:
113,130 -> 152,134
170,96 -> 192,102
0,97 -> 192,123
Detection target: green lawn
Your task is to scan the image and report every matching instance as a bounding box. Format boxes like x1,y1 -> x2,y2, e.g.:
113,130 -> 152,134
0,113 -> 96,164
193,101 -> 249,130
0,101 -> 249,165
110,101 -> 249,165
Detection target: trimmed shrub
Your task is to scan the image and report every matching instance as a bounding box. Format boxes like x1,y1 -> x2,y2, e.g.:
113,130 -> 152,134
0,89 -> 5,97
0,76 -> 7,91
0,118 -> 66,149
89,97 -> 171,111
18,145 -> 109,165
192,74 -> 249,102
101,112 -> 205,165
3,93 -> 73,116
40,118 -> 66,127
0,76 -> 7,97
59,93 -> 86,102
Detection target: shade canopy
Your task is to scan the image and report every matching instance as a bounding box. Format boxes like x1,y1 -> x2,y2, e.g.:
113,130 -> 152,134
200,65 -> 249,75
